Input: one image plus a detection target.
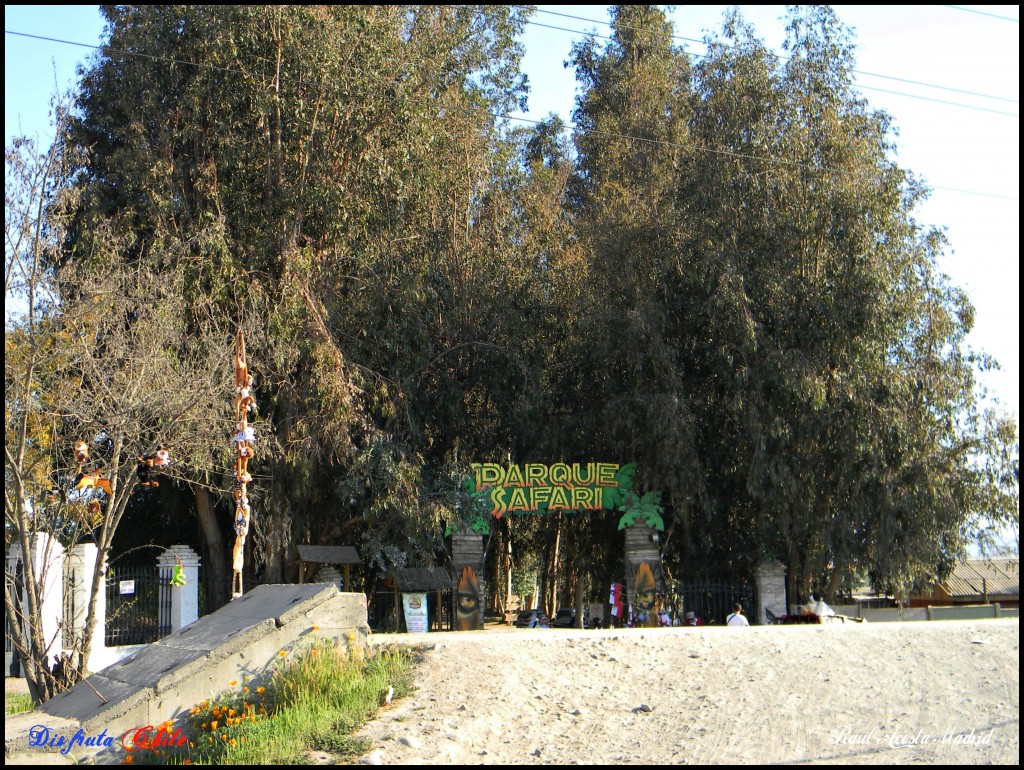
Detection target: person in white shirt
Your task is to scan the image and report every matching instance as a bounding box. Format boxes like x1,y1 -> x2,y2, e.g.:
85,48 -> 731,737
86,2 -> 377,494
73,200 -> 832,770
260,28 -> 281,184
726,603 -> 750,626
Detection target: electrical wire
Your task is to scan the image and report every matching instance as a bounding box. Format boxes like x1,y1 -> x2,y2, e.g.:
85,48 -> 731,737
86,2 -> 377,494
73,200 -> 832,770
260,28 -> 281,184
522,15 -> 1019,111
527,7 -> 1018,104
4,24 -> 1018,200
943,5 -> 1020,23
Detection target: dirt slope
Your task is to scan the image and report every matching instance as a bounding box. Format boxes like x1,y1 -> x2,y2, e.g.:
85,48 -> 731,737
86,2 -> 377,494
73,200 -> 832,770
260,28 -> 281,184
357,618 -> 1018,765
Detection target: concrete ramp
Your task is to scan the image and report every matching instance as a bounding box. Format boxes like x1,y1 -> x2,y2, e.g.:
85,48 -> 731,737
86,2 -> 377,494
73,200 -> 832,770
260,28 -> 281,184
5,584 -> 368,764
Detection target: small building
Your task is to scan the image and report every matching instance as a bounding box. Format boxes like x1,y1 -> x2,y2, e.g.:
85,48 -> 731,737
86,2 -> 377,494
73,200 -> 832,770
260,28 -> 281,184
911,558 -> 1019,608
370,567 -> 455,633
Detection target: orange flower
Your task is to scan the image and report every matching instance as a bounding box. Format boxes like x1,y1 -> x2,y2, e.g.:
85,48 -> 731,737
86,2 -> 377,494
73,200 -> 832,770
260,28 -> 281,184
243,687 -> 249,694
184,761 -> 193,766
312,625 -> 320,630
228,708 -> 236,717
221,733 -> 228,741
210,720 -> 218,731
256,687 -> 265,694
278,650 -> 287,657
310,649 -> 319,656
201,700 -> 209,708
229,739 -> 237,747
122,757 -> 134,766
229,680 -> 238,686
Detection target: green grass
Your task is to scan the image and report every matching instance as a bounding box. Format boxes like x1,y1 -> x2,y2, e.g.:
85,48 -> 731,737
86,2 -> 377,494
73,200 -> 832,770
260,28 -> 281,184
5,693 -> 35,715
129,635 -> 416,765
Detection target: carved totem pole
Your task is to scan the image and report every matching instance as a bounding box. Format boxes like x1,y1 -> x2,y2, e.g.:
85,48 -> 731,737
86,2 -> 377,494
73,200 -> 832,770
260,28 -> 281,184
231,330 -> 256,599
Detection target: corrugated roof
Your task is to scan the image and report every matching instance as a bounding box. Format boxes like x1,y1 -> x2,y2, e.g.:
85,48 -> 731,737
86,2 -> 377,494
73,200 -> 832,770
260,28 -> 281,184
943,558 -> 1019,598
297,545 -> 361,565
391,567 -> 455,592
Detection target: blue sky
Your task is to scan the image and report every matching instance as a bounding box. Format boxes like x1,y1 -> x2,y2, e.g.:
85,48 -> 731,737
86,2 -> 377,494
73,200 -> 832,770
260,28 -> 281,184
5,5 -> 1019,423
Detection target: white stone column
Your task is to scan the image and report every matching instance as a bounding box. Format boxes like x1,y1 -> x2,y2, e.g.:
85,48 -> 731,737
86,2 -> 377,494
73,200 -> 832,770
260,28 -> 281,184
11,534 -> 66,668
157,545 -> 201,633
755,560 -> 787,625
66,543 -> 107,669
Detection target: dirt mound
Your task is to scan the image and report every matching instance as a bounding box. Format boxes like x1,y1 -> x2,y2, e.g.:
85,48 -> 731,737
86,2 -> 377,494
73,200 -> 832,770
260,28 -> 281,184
358,619 -> 1019,764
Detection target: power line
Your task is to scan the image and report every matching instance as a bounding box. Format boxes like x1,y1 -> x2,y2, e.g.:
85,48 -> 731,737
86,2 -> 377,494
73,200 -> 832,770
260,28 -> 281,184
502,112 -> 1019,202
0,28 -> 831,173
943,5 -> 1020,23
525,8 -> 1019,106
853,84 -> 1018,117
4,28 -> 1018,201
526,19 -> 1016,117
4,29 -> 250,79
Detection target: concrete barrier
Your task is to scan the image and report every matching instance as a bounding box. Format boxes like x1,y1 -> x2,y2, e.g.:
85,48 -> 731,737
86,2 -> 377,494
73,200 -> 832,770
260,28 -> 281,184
5,583 -> 368,765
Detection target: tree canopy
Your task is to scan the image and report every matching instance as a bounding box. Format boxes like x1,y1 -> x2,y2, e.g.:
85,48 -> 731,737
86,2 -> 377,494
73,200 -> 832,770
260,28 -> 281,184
7,5 -> 1017,677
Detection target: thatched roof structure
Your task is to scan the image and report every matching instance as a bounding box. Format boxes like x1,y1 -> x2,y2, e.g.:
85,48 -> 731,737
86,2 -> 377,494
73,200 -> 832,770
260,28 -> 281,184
297,545 -> 361,565
389,567 -> 455,592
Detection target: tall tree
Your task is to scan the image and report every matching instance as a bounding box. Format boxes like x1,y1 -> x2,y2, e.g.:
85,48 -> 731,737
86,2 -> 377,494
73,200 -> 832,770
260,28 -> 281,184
567,5 -> 707,569
565,5 -> 999,602
6,111 -> 227,700
65,6 -> 542,583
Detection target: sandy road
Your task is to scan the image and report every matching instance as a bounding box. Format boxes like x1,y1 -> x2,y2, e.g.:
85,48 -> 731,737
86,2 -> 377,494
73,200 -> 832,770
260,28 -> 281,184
356,618 -> 1018,765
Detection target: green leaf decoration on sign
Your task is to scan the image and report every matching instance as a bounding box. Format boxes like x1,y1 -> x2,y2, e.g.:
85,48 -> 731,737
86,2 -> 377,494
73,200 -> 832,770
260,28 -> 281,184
617,489 -> 665,531
602,463 -> 636,510
445,475 -> 493,536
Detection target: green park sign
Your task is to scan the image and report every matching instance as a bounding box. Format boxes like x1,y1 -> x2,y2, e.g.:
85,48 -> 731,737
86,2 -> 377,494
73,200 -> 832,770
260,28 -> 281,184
458,462 -> 663,534
469,462 -> 627,517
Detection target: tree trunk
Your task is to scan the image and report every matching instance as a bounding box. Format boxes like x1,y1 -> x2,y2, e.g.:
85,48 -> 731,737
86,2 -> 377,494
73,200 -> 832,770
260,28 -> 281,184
547,513 -> 562,615
193,483 -> 229,611
823,563 -> 843,604
574,548 -> 586,628
261,498 -> 289,583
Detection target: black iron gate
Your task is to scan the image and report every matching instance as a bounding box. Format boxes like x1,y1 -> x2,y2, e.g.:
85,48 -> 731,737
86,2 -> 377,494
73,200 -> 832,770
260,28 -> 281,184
105,566 -> 171,646
665,576 -> 758,626
5,556 -> 25,676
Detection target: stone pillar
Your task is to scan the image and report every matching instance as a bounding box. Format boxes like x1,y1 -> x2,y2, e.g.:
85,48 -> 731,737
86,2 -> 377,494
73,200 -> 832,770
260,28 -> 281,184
158,545 -> 201,633
314,565 -> 344,592
7,534 -> 66,670
755,560 -> 787,625
65,543 -> 104,659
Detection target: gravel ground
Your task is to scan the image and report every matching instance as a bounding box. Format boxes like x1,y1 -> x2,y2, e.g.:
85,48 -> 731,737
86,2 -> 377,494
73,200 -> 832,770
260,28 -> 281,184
355,618 -> 1019,765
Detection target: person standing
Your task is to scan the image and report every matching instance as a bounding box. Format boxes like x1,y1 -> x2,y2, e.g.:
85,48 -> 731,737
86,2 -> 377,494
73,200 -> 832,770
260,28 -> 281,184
726,603 -> 750,627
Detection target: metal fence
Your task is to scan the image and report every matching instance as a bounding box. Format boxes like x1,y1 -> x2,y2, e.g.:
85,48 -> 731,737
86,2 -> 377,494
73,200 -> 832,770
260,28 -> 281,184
665,576 -> 759,626
105,565 -> 172,646
5,556 -> 25,676
368,590 -> 453,633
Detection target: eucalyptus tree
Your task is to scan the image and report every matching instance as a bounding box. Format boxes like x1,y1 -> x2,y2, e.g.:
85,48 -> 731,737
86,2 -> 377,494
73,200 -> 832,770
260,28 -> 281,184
685,6 -> 992,600
565,5 -> 995,601
566,5 -> 709,571
65,5 -> 544,583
